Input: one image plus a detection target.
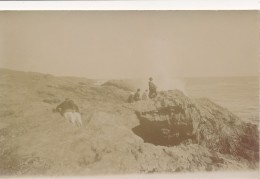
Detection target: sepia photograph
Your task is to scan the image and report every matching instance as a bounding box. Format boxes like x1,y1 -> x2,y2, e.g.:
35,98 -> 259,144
0,10 -> 259,178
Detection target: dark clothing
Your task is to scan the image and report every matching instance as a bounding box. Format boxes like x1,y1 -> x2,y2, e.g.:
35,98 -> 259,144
56,100 -> 79,116
149,81 -> 157,91
149,90 -> 157,98
133,91 -> 141,101
149,81 -> 157,98
127,94 -> 134,103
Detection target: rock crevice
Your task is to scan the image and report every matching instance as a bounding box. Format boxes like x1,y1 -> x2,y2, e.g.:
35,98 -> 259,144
131,90 -> 259,162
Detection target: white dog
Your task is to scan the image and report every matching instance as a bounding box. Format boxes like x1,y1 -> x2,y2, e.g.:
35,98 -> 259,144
63,111 -> 83,127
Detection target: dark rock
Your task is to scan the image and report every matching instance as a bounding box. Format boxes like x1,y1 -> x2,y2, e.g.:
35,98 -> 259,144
131,90 -> 259,162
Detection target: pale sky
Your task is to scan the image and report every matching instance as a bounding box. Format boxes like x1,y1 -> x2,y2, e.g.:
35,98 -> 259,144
0,11 -> 258,79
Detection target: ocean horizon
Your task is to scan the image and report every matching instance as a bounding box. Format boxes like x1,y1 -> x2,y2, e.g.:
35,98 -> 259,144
184,76 -> 258,124
1,68 -> 258,124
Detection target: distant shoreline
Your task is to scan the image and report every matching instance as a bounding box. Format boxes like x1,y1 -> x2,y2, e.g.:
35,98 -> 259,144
0,68 -> 258,80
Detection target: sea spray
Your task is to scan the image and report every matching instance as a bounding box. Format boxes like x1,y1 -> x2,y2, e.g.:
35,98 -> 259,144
153,77 -> 187,95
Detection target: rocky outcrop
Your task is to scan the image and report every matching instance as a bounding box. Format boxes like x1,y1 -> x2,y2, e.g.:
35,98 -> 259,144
0,69 -> 259,175
102,79 -> 145,92
130,90 -> 259,162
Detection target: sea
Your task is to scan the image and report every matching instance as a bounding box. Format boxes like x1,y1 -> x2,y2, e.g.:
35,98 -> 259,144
184,76 -> 259,125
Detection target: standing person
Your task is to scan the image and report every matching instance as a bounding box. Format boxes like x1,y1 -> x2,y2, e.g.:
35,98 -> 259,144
142,89 -> 148,100
56,98 -> 83,127
148,77 -> 157,99
133,88 -> 141,101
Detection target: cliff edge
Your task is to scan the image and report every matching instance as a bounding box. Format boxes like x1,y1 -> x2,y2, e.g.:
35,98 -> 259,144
0,69 -> 258,175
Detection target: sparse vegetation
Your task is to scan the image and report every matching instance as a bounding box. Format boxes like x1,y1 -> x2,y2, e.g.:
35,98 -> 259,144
0,69 -> 258,175
43,98 -> 61,104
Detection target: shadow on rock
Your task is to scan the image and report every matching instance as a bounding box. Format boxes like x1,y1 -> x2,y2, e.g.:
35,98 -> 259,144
132,110 -> 194,147
130,90 -> 259,163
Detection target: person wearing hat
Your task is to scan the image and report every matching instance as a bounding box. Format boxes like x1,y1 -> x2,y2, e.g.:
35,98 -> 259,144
55,98 -> 82,127
148,77 -> 157,99
133,88 -> 141,101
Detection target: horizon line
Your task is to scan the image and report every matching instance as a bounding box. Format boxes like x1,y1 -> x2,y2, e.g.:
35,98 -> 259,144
0,67 -> 258,80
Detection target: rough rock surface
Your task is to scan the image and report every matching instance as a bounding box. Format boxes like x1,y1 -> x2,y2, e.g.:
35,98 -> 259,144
102,79 -> 145,92
129,90 -> 259,162
0,69 -> 259,175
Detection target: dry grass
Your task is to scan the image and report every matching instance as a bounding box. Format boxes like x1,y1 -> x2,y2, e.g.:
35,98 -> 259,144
0,69 -> 258,176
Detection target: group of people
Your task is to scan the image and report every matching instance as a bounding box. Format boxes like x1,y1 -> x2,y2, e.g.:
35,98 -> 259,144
54,77 -> 157,127
128,77 -> 157,103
